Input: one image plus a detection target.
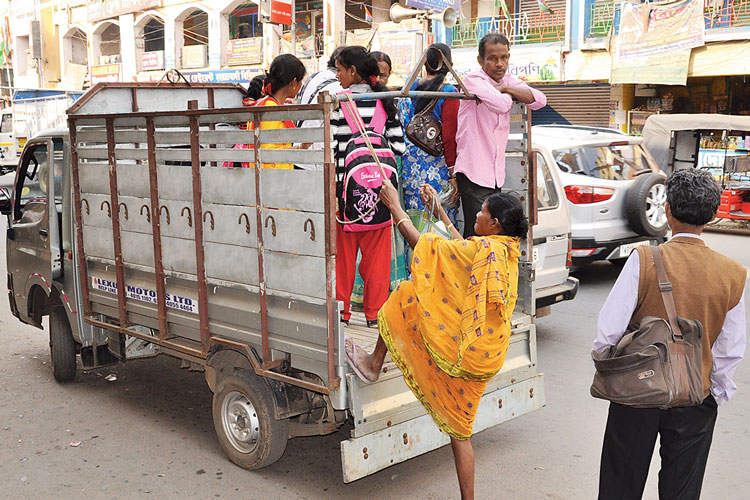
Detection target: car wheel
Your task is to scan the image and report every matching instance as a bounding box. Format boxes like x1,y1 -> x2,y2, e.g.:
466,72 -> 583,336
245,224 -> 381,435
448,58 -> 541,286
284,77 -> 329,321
49,307 -> 77,382
625,174 -> 668,237
212,370 -> 288,470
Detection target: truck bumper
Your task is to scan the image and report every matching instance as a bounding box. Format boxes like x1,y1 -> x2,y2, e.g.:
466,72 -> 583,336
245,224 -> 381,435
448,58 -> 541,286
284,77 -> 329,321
536,277 -> 579,309
340,373 -> 546,483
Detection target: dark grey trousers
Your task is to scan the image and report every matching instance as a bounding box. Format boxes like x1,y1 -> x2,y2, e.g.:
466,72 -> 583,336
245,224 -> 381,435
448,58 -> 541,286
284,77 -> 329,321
456,173 -> 502,238
598,395 -> 718,500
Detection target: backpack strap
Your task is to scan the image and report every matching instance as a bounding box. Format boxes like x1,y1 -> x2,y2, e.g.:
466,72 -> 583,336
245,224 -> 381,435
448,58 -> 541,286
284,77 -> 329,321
338,90 -> 388,136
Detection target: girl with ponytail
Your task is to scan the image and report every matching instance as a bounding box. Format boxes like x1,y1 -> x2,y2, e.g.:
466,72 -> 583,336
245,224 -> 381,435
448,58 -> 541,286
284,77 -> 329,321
331,46 -> 406,328
227,54 -> 306,169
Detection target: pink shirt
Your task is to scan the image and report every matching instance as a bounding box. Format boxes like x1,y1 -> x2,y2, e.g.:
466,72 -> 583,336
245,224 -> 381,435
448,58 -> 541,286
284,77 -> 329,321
455,69 -> 547,188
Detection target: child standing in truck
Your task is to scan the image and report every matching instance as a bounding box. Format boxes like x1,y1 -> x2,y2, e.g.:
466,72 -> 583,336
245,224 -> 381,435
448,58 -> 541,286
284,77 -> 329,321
225,54 -> 306,169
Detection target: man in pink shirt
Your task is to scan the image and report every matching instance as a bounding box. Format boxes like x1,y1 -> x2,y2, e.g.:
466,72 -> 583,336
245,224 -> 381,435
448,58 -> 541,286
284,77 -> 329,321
453,33 -> 547,237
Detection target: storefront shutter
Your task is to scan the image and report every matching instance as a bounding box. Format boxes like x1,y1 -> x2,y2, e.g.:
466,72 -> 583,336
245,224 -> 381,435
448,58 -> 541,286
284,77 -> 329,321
531,84 -> 612,127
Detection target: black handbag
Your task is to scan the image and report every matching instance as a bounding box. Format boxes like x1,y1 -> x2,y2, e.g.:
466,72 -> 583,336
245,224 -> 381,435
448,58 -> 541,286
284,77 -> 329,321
405,97 -> 444,157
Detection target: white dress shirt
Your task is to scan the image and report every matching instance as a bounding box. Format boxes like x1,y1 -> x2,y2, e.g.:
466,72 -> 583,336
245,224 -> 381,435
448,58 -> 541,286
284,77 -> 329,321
593,233 -> 747,405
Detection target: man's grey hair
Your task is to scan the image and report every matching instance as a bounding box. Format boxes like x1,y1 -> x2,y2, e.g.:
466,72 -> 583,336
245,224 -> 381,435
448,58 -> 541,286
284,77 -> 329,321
478,32 -> 510,58
666,168 -> 721,226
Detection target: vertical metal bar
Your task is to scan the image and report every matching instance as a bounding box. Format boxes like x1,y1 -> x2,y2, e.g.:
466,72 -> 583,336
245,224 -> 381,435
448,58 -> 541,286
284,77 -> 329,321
145,117 -> 169,340
106,118 -> 128,326
252,112 -> 271,367
68,119 -> 92,317
187,100 -> 211,355
526,106 -> 538,227
322,97 -> 340,390
207,88 -> 216,167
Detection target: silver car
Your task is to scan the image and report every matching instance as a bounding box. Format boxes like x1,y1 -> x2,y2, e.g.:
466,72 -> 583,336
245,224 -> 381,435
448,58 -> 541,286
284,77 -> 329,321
532,125 -> 668,265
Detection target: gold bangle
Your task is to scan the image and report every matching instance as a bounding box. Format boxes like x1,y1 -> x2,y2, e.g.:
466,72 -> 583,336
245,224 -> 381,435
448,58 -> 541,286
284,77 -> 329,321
446,223 -> 454,230
396,217 -> 409,229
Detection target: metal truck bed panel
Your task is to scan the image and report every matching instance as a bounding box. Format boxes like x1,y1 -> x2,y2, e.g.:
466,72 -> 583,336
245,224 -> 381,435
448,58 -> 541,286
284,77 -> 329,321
344,321 -> 538,439
340,374 -> 546,483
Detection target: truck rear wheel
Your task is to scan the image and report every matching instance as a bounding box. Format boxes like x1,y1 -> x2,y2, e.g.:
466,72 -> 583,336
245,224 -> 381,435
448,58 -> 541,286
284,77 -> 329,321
212,370 -> 288,470
49,308 -> 77,382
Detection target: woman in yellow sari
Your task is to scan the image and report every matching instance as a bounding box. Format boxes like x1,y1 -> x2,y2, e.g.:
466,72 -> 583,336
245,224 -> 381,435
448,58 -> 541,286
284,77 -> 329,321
345,181 -> 528,500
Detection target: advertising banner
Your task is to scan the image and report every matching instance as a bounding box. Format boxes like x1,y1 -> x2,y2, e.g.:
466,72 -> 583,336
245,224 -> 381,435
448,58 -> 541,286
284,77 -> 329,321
91,63 -> 121,84
226,38 -> 263,66
405,0 -> 460,12
270,0 -> 292,24
134,68 -> 264,84
141,50 -> 164,71
611,0 -> 705,85
449,46 -> 561,83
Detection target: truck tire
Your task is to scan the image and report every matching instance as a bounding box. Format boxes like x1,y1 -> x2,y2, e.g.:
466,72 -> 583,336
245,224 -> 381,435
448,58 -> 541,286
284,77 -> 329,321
49,308 -> 77,382
212,370 -> 288,470
625,174 -> 668,237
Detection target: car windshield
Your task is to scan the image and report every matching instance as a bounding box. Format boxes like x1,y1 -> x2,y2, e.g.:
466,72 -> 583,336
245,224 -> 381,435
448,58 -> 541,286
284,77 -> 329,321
552,143 -> 657,180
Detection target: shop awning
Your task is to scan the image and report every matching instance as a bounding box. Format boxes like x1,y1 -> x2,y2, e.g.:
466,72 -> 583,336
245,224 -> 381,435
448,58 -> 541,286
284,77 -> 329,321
688,40 -> 750,77
564,40 -> 750,83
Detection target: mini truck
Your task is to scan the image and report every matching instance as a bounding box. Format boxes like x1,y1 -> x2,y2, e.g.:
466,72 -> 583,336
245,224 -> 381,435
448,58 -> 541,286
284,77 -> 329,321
1,82 -> 545,482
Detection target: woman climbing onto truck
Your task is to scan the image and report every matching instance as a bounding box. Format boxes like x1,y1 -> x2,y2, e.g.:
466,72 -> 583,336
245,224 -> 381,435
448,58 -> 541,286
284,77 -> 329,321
345,182 -> 528,500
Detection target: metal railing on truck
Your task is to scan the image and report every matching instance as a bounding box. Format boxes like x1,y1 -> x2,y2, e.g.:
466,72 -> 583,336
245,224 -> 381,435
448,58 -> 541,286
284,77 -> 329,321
68,82 -> 344,394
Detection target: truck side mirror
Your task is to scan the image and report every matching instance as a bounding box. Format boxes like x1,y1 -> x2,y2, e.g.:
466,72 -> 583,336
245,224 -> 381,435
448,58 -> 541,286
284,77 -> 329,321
0,187 -> 11,216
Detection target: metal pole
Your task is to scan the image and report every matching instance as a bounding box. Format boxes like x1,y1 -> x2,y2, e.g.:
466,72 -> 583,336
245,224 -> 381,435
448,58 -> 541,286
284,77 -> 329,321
291,0 -> 296,56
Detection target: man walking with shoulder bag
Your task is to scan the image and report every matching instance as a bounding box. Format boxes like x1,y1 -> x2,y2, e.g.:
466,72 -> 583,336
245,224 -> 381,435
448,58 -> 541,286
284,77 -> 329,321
592,169 -> 746,500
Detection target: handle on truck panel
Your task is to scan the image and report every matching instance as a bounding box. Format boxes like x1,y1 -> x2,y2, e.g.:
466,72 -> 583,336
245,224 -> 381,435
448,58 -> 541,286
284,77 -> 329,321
159,205 -> 170,225
39,228 -> 48,238
265,215 -> 276,237
181,206 -> 192,227
118,203 -> 129,220
140,205 -> 150,222
238,213 -> 250,234
304,218 -> 315,241
203,211 -> 214,231
100,201 -> 111,217
81,198 -> 90,215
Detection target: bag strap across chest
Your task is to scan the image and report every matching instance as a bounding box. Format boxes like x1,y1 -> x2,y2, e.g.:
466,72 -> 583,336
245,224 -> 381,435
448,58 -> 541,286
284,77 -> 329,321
649,246 -> 683,338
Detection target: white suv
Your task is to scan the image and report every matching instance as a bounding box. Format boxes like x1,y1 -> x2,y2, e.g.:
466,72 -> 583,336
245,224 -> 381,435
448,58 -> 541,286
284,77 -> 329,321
532,125 -> 668,265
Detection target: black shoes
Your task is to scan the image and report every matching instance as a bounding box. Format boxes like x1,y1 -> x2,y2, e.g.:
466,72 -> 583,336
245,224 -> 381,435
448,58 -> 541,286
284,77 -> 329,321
367,319 -> 378,328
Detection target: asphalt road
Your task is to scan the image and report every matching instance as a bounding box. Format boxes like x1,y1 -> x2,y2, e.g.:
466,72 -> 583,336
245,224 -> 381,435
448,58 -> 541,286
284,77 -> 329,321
0,170 -> 748,499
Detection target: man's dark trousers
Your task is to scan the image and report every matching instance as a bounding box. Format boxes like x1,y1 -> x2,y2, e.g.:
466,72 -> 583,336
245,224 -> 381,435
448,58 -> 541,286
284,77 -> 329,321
598,395 -> 718,500
456,173 -> 501,238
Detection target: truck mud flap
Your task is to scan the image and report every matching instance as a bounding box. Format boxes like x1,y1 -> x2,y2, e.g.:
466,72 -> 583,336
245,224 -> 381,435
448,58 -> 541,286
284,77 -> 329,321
340,373 -> 545,483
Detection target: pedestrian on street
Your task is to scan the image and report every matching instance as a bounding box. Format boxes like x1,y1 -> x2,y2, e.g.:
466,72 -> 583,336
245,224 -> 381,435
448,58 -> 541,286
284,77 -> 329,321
454,32 -> 546,237
593,168 -> 747,500
345,182 -> 528,500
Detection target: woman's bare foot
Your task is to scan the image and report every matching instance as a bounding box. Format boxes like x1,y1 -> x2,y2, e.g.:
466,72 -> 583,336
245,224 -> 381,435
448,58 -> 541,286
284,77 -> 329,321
344,336 -> 380,383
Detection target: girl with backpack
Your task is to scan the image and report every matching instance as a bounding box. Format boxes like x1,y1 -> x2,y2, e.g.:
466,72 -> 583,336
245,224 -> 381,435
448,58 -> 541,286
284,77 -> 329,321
331,46 -> 405,327
225,54 -> 306,169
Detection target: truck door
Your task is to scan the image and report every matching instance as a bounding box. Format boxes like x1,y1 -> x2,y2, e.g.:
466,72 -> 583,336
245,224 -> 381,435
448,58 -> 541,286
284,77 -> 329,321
7,138 -> 61,327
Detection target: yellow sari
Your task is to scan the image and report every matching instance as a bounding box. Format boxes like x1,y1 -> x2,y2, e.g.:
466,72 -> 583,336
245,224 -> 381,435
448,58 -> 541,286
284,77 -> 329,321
378,233 -> 521,439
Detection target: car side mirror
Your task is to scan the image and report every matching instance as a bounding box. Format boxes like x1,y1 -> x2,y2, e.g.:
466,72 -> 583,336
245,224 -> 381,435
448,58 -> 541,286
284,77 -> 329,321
0,187 -> 11,216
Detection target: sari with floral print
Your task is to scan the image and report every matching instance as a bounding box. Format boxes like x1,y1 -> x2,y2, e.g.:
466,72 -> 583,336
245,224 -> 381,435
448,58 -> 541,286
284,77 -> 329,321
377,233 -> 521,439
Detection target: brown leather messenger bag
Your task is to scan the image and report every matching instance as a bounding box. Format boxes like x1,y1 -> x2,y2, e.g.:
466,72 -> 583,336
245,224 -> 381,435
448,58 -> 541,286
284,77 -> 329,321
591,246 -> 705,409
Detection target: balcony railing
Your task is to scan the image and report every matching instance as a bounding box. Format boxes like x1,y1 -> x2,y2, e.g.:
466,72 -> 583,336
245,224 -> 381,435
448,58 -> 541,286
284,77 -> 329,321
587,0 -> 750,39
449,9 -> 566,48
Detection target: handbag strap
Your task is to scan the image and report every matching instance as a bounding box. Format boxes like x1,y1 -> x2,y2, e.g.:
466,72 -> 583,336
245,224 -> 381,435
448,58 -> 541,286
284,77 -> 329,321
649,246 -> 683,339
